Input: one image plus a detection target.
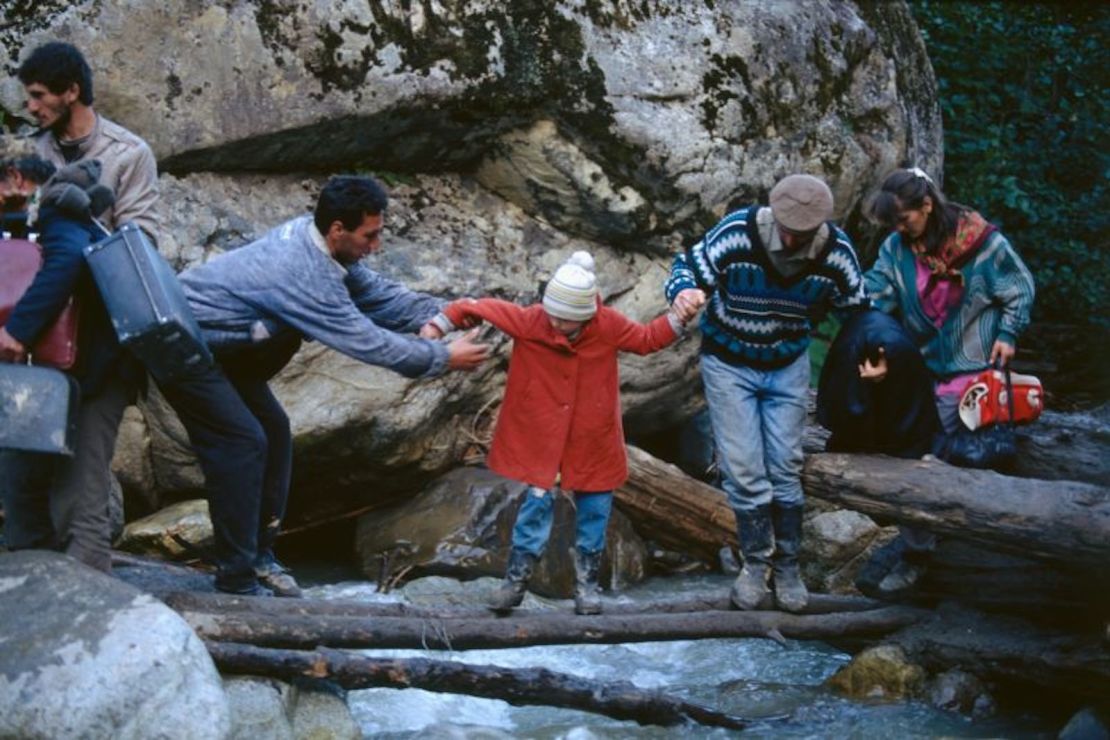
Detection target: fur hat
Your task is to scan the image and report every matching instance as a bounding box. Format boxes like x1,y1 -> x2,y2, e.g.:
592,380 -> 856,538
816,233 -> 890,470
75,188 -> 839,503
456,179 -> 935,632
543,251 -> 598,321
0,134 -> 37,168
769,174 -> 834,232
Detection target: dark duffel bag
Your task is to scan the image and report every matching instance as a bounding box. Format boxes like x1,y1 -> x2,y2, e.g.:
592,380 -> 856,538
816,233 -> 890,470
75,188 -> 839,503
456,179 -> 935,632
0,237 -> 81,369
0,363 -> 79,455
84,222 -> 212,382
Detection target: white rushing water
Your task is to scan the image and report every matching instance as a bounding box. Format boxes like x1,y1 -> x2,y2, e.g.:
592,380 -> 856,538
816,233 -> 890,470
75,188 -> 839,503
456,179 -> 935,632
302,573 -> 1053,739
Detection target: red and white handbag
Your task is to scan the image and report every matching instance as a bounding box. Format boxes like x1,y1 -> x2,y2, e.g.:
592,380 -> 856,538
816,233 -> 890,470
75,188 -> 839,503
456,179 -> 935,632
958,367 -> 1044,431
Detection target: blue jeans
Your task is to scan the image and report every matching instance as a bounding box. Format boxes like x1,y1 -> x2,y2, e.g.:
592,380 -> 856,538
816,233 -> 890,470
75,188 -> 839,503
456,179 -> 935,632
510,486 -> 613,557
701,352 -> 809,514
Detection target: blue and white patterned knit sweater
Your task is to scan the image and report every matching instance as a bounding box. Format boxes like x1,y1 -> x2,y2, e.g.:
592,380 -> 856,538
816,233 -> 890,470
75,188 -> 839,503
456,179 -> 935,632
665,205 -> 869,369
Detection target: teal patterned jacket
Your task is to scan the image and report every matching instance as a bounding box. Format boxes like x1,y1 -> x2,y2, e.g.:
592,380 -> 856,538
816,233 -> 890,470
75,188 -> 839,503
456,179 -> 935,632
865,228 -> 1035,380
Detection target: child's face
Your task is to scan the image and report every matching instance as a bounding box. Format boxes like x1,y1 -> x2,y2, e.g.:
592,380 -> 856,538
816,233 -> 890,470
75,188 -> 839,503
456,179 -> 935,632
547,314 -> 587,336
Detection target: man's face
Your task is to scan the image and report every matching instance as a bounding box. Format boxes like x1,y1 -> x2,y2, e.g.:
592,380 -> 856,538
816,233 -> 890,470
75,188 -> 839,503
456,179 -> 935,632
776,222 -> 818,252
327,212 -> 384,265
24,82 -> 77,133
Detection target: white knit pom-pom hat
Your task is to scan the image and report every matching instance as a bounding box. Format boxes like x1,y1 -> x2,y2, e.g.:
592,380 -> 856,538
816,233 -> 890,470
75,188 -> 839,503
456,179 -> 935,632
543,250 -> 598,321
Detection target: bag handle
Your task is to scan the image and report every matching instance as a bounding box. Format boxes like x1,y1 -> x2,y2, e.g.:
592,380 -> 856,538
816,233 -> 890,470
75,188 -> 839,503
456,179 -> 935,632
994,359 -> 1016,429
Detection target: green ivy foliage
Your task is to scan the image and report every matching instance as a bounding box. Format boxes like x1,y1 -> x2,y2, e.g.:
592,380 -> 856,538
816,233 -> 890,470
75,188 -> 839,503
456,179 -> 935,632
909,1 -> 1110,327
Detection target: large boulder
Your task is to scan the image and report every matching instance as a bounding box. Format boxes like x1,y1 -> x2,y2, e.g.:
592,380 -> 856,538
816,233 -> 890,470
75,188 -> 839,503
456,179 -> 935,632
0,550 -> 229,739
0,1 -> 943,521
355,466 -> 647,597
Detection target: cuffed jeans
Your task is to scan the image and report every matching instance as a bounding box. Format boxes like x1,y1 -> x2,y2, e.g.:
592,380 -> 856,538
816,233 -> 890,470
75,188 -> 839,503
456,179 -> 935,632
0,371 -> 132,572
701,352 -> 809,514
156,335 -> 298,590
510,486 -> 613,558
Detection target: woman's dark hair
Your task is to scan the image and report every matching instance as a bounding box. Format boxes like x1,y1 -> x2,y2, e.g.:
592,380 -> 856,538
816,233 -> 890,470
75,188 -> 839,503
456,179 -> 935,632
869,168 -> 963,254
314,175 -> 389,234
18,42 -> 94,106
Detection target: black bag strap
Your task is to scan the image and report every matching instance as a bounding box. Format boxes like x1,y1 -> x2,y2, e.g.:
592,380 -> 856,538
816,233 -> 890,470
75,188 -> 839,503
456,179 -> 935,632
995,359 -> 1016,430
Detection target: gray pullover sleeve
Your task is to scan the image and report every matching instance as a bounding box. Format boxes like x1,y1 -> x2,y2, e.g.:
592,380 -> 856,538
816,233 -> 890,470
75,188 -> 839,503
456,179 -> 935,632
182,218 -> 449,378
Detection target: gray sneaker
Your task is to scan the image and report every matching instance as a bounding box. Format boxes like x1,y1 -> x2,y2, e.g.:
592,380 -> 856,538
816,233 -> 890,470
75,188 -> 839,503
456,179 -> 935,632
256,562 -> 304,598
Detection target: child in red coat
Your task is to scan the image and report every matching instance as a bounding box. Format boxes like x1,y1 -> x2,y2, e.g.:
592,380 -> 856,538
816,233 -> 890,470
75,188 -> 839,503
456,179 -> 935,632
429,251 -> 685,613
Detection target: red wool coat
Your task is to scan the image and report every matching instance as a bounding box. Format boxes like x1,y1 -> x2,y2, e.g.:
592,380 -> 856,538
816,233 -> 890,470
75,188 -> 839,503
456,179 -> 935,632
444,298 -> 679,491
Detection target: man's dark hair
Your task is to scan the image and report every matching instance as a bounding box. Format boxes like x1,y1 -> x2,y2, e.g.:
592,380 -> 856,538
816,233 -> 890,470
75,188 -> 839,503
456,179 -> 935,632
314,176 -> 389,234
18,42 -> 94,105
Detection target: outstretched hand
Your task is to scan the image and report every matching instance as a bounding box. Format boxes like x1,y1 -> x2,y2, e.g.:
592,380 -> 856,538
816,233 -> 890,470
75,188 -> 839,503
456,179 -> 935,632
446,328 -> 491,371
858,347 -> 888,383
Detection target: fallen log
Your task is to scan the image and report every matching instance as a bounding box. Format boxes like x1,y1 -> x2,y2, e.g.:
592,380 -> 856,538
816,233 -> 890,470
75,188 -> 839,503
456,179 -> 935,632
1005,408 -> 1110,486
206,643 -> 771,730
917,540 -> 1110,623
162,588 -> 882,620
798,390 -> 1110,485
618,445 -> 734,561
802,453 -> 1110,568
181,605 -> 927,651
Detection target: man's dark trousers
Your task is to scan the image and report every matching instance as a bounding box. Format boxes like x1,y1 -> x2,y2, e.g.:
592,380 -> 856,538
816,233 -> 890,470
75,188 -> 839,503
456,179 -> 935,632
157,335 -> 299,592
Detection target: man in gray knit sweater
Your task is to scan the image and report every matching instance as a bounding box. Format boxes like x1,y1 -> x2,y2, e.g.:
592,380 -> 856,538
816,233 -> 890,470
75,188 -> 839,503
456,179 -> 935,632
165,176 -> 489,595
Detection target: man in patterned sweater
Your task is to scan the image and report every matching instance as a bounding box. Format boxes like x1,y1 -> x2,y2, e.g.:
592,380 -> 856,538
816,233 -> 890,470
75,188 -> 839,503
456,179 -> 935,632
666,174 -> 868,612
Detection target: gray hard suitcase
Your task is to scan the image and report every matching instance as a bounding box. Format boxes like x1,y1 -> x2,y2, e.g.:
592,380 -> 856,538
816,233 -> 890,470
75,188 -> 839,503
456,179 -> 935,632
0,364 -> 79,455
84,222 -> 212,382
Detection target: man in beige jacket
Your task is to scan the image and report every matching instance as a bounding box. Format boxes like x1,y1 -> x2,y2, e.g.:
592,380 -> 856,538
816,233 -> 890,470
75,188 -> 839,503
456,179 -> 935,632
18,41 -> 160,241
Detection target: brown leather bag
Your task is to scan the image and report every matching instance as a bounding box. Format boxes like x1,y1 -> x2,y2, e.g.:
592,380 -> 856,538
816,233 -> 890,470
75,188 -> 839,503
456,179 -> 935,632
0,237 -> 80,369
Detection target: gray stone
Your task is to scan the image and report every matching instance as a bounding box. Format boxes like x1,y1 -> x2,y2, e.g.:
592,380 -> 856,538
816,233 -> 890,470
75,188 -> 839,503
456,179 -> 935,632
290,684 -> 360,740
224,676 -> 359,740
1059,707 -> 1110,740
0,550 -> 229,739
225,677 -> 294,740
111,405 -> 155,511
927,668 -> 993,717
802,510 -> 889,594
117,499 -> 214,559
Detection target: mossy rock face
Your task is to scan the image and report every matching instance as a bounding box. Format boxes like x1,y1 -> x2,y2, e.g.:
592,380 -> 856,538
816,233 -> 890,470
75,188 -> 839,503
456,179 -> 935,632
826,644 -> 927,700
2,0 -> 939,244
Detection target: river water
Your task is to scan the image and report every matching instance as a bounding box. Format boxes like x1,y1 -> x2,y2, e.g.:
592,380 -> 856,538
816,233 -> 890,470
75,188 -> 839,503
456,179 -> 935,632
299,570 -> 1056,739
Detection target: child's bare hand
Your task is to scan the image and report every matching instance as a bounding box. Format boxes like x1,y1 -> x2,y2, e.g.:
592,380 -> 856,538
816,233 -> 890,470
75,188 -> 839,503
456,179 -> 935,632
858,347 -> 888,382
